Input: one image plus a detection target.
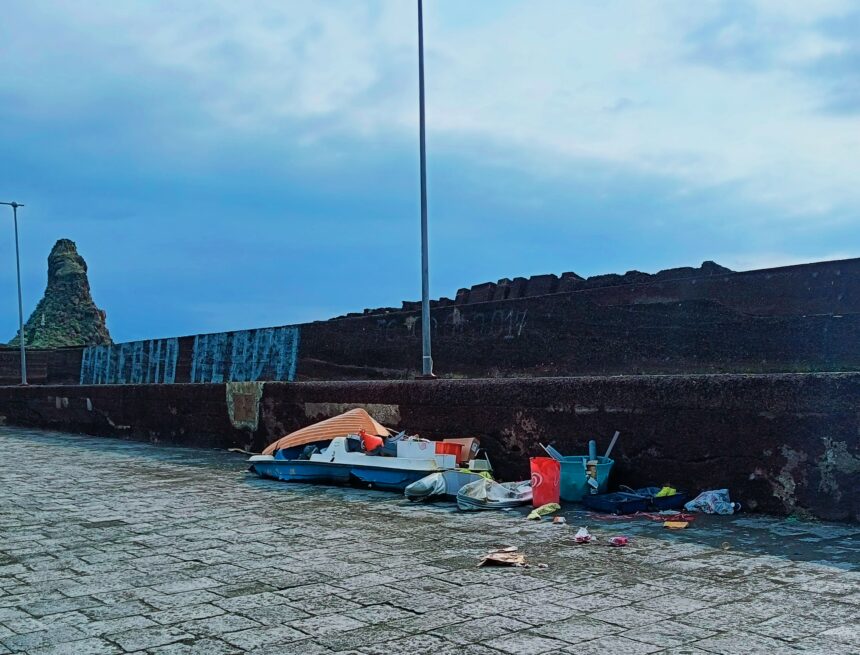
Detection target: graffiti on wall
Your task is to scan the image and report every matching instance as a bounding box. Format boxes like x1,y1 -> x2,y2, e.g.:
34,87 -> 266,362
378,308 -> 528,342
80,326 -> 300,385
80,338 -> 180,385
190,326 -> 300,383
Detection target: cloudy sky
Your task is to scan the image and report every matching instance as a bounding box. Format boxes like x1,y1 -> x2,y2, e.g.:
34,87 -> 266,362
1,0 -> 858,341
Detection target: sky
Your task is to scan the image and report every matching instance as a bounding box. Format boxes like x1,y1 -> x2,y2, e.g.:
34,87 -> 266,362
0,0 -> 858,342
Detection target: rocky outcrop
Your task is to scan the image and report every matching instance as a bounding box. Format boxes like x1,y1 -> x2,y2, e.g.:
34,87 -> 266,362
9,239 -> 111,348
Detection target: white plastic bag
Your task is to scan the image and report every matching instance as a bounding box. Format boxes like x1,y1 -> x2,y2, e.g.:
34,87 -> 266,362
574,527 -> 594,543
684,489 -> 739,515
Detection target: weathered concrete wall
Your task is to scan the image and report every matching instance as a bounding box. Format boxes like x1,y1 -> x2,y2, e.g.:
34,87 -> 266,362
302,257 -> 860,378
404,257 -> 860,317
1,373 -> 857,522
0,347 -> 82,386
299,295 -> 860,379
5,257 -> 859,383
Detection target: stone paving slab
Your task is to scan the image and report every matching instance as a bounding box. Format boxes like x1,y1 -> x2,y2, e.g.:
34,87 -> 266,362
0,427 -> 858,655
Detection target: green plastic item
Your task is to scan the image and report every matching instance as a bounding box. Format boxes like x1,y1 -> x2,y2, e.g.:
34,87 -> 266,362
527,503 -> 561,520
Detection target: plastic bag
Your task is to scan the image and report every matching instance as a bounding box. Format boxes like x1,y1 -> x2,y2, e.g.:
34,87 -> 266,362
527,503 -> 561,520
574,527 -> 594,544
684,489 -> 739,515
404,472 -> 447,502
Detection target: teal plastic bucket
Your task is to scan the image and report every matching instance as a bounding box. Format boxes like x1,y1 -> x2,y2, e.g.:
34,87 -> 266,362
559,455 -> 614,502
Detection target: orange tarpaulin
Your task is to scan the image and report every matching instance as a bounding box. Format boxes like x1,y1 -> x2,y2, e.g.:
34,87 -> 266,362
262,408 -> 391,455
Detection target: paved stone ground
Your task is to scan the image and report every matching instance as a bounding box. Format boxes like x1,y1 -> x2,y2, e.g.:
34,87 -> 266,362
0,427 -> 858,655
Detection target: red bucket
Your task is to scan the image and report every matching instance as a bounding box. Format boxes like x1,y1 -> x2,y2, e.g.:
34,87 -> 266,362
435,442 -> 461,457
530,457 -> 561,507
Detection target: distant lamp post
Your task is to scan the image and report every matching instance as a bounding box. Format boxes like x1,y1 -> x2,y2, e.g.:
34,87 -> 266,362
1,201 -> 27,385
417,0 -> 434,378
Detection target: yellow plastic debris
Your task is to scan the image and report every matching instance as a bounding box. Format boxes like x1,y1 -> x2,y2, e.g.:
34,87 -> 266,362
656,486 -> 678,497
663,521 -> 689,529
527,503 -> 561,520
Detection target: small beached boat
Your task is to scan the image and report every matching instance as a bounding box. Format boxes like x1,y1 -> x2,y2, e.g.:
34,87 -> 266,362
404,470 -> 488,501
249,435 -> 458,492
251,409 -> 489,494
456,478 -> 532,511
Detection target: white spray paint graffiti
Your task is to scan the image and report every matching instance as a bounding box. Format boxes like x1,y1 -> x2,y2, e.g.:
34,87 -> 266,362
80,338 -> 179,384
80,326 -> 300,384
190,326 -> 300,383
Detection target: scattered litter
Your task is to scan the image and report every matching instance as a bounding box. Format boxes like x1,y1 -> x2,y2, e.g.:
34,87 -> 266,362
649,512 -> 695,522
552,516 -> 566,525
527,503 -> 561,520
553,437 -> 616,501
604,431 -> 621,459
632,486 -> 688,511
404,472 -> 447,501
537,563 -> 549,569
583,491 -> 649,514
721,542 -> 732,550
531,457 -> 561,506
478,546 -> 526,567
540,443 -> 564,461
405,470 -> 488,502
608,536 -> 629,547
582,485 -> 687,514
458,478 -> 533,511
574,527 -> 595,544
586,455 -> 599,493
684,489 -> 740,515
663,521 -> 689,529
588,511 -> 697,523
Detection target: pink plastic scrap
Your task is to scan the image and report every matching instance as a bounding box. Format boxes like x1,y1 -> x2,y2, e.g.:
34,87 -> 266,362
574,527 -> 594,544
608,536 -> 629,547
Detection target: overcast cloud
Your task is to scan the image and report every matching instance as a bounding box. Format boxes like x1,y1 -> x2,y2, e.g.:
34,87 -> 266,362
0,1 -> 857,340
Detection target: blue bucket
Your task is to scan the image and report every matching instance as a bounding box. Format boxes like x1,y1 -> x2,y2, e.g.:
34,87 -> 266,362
559,455 -> 614,502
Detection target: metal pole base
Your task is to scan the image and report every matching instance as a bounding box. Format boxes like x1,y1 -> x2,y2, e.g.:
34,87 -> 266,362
418,356 -> 436,379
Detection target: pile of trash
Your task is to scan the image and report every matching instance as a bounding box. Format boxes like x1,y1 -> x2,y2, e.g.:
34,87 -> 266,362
247,413 -> 744,539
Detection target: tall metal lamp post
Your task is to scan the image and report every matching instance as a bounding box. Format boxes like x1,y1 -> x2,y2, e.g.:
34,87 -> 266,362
1,201 -> 27,385
417,0 -> 434,377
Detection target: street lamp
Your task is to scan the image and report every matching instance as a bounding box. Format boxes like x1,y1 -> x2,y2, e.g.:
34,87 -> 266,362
417,0 -> 434,377
1,201 -> 27,385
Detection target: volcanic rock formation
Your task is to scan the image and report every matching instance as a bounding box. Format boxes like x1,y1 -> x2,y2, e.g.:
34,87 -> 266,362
8,239 -> 111,348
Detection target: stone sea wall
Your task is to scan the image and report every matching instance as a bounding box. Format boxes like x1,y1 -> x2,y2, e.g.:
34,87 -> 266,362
1,257 -> 857,384
0,373 -> 857,522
